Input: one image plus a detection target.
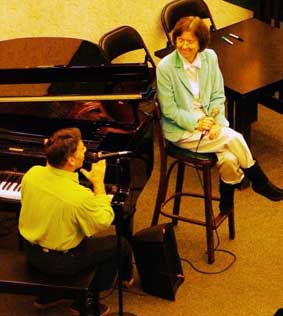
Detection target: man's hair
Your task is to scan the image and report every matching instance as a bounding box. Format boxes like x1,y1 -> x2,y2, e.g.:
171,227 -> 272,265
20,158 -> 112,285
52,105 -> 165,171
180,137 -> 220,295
44,127 -> 82,168
172,16 -> 210,51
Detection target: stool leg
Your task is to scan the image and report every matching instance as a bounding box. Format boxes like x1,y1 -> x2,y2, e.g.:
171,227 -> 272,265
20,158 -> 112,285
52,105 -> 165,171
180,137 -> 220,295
203,166 -> 215,264
172,161 -> 185,226
151,155 -> 169,226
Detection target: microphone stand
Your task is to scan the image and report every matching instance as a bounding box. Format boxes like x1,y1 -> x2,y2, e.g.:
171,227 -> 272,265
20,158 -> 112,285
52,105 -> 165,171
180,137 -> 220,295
108,156 -> 136,316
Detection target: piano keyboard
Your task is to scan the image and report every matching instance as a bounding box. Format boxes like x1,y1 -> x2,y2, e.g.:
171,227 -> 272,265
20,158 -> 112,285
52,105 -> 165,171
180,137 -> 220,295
0,171 -> 23,201
0,171 -> 117,203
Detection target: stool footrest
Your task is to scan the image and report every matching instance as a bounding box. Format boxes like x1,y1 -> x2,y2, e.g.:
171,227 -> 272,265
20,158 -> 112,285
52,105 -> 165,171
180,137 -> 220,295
160,210 -> 227,228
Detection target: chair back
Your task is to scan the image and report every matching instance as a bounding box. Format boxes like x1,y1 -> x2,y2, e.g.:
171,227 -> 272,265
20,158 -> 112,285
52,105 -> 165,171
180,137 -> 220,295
99,25 -> 155,68
161,0 -> 216,46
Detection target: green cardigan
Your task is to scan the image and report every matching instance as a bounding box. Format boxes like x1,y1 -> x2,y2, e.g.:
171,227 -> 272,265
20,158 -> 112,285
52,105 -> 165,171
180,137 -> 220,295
156,48 -> 229,142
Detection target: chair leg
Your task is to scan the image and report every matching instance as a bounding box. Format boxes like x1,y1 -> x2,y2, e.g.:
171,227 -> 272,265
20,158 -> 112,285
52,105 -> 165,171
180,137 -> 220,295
172,161 -> 185,226
203,166 -> 215,264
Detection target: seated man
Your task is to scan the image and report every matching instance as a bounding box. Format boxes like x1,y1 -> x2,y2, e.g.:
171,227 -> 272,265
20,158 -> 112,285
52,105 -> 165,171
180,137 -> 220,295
18,127 -> 133,316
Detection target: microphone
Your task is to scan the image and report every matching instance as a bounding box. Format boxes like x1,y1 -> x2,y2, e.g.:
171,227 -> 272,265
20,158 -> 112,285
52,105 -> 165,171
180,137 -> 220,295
87,150 -> 133,162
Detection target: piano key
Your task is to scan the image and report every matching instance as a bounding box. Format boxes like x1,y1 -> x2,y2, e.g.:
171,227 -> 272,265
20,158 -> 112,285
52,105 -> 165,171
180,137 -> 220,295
0,190 -> 21,201
8,182 -> 19,191
0,180 -> 7,190
14,182 -> 21,191
6,176 -> 17,190
0,172 -> 22,201
2,176 -> 12,190
0,184 -> 21,200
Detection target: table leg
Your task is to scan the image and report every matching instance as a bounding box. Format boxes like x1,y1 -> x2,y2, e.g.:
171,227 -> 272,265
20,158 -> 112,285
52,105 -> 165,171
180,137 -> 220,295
226,96 -> 235,128
234,97 -> 258,147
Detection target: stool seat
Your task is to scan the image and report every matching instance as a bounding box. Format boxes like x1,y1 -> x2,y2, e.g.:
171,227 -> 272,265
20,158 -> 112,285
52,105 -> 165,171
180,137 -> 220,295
151,98 -> 235,264
166,142 -> 217,163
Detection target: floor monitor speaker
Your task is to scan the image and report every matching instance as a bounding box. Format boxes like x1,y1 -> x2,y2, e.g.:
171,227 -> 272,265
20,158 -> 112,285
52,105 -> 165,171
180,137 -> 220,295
132,223 -> 184,300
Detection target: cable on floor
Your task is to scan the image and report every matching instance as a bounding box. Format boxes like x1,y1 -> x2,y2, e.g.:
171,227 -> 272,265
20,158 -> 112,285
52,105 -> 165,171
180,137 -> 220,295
180,227 -> 237,274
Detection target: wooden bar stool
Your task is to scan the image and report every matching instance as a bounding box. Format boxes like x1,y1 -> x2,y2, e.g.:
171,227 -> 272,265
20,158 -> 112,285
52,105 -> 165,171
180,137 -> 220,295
151,98 -> 235,264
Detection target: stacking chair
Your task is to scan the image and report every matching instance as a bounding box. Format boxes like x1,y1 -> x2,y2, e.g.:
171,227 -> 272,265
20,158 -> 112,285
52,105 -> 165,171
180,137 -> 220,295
99,26 -> 156,124
155,0 -> 216,58
150,97 -> 235,264
99,25 -> 155,69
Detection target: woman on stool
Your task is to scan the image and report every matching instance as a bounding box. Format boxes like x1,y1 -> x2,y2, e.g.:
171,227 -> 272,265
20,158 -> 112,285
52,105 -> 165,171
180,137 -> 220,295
156,16 -> 283,214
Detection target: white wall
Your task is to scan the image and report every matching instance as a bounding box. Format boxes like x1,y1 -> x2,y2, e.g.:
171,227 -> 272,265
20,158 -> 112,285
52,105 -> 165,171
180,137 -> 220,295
1,0 -> 252,63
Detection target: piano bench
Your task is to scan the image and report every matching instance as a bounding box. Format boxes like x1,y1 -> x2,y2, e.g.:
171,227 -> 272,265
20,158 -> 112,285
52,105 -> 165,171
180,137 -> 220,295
0,249 -> 98,316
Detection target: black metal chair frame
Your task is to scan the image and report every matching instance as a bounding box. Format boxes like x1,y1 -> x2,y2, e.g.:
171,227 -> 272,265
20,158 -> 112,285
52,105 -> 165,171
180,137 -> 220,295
99,25 -> 155,68
150,98 -> 235,264
99,25 -> 156,126
161,0 -> 217,48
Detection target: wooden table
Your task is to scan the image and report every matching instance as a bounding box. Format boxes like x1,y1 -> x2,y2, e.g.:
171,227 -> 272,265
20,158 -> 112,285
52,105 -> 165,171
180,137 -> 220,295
209,18 -> 283,145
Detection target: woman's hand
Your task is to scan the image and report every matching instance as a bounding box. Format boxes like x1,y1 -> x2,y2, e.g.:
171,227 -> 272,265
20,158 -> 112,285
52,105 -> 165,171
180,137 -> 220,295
208,124 -> 221,140
80,160 -> 106,194
197,116 -> 216,132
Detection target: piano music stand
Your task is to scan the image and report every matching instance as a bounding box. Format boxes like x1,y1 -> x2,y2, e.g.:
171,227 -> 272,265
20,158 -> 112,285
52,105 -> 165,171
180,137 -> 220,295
109,155 -> 136,316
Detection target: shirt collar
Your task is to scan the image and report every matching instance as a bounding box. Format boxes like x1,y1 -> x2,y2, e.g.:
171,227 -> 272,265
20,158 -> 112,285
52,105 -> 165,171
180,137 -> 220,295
47,164 -> 79,182
177,51 -> 201,70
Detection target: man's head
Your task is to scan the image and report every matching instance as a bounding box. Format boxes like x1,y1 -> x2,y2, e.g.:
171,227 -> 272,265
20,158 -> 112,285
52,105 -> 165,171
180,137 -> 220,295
44,127 -> 86,170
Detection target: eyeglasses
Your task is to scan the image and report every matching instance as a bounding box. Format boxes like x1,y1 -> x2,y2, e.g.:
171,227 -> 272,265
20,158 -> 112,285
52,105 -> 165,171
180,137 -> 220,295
176,37 -> 198,46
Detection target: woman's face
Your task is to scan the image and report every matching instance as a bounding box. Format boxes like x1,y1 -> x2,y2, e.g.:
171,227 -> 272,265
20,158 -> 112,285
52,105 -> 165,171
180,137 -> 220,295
176,31 -> 200,63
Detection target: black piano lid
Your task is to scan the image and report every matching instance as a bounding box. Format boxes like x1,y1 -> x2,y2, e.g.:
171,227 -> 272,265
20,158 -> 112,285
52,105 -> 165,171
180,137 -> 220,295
0,113 -> 137,152
0,63 -> 150,84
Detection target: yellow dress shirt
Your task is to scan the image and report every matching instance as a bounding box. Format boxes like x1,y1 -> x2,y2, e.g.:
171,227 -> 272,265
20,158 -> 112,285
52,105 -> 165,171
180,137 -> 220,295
19,165 -> 114,251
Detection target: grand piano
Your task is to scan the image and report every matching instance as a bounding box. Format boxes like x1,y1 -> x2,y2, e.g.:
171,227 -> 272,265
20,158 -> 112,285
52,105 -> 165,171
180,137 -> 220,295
0,37 -> 155,240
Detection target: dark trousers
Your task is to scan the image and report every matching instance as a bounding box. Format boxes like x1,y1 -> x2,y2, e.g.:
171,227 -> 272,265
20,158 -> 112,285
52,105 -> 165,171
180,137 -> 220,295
23,235 -> 132,292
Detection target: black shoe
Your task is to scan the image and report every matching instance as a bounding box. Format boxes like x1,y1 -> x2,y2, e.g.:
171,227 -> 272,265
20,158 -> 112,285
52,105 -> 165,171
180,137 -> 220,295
253,181 -> 283,201
220,200 -> 233,215
219,179 -> 235,215
273,186 -> 283,194
70,300 -> 110,316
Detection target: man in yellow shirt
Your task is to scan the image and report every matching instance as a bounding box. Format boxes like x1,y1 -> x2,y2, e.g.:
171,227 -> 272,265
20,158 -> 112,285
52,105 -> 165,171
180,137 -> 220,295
19,127 -> 132,316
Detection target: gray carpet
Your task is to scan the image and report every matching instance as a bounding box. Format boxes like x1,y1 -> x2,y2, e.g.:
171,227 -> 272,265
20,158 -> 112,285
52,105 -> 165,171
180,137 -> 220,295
1,103 -> 283,316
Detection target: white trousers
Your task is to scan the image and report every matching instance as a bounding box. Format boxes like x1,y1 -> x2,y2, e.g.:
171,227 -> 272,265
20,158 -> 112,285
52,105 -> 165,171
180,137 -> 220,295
174,127 -> 255,184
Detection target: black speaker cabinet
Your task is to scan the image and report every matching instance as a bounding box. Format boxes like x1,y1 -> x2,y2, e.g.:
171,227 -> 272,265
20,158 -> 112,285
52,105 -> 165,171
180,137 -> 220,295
274,309 -> 283,316
132,223 -> 184,300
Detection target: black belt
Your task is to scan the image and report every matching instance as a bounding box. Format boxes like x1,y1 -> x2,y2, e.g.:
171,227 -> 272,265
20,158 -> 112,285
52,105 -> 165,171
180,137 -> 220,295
24,239 -> 70,254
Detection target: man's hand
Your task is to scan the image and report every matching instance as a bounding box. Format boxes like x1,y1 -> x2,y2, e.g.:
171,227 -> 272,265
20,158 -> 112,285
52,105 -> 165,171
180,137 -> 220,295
80,160 -> 106,194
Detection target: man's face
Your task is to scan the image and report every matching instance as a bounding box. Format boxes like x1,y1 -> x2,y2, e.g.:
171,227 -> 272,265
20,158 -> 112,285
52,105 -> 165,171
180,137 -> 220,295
71,140 -> 87,170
